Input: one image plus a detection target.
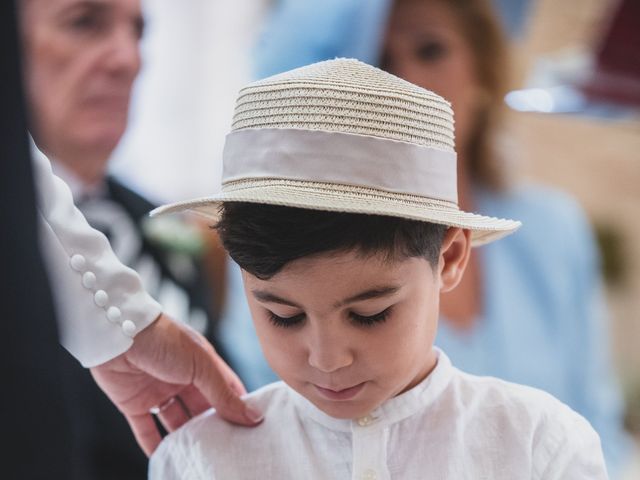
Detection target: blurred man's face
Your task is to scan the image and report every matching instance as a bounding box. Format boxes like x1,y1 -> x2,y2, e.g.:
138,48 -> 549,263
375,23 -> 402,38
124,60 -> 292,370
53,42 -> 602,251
21,0 -> 143,166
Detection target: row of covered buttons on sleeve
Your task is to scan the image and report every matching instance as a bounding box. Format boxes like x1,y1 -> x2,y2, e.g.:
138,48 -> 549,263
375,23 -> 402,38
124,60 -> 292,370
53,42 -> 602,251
70,253 -> 137,337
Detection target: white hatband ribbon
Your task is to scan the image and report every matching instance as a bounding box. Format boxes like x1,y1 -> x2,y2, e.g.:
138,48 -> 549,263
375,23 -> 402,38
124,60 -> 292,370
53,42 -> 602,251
222,128 -> 458,204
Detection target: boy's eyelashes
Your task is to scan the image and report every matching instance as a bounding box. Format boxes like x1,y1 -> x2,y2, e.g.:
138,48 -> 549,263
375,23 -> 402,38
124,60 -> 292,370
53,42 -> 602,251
268,311 -> 305,329
267,307 -> 393,329
349,307 -> 392,327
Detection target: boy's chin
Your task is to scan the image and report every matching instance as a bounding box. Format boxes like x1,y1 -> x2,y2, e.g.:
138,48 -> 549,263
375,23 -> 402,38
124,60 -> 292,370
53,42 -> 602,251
307,392 -> 383,420
316,403 -> 374,420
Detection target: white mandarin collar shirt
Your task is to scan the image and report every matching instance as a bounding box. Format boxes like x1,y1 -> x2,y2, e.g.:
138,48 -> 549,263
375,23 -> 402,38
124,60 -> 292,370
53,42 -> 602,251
150,349 -> 608,480
290,349 -> 451,436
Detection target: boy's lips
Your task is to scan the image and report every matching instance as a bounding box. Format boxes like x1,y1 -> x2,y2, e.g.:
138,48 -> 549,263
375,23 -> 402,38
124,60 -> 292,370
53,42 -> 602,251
314,382 -> 366,401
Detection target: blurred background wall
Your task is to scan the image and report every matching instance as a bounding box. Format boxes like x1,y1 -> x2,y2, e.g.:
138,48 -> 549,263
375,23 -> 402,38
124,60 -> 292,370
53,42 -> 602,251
110,0 -> 269,202
508,0 -> 640,434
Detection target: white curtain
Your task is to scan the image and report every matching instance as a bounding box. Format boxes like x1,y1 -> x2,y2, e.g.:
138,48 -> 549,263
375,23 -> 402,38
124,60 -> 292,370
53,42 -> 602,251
110,0 -> 270,203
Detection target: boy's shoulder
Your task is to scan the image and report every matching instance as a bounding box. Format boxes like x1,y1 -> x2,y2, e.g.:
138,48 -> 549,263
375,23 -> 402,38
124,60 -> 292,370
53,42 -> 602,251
150,381 -> 298,478
441,366 -> 604,473
449,366 -> 590,427
171,380 -> 295,438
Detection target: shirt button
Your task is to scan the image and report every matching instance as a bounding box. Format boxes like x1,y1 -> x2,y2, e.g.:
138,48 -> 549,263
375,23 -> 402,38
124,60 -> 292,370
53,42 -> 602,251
106,306 -> 122,323
70,254 -> 86,272
357,415 -> 374,427
361,469 -> 377,480
94,290 -> 109,307
82,271 -> 97,289
121,320 -> 136,337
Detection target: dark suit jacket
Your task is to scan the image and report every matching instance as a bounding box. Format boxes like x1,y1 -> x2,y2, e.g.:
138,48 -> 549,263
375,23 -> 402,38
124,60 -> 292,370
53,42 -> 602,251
59,176 -> 224,479
1,1 -> 75,478
2,5 -> 226,478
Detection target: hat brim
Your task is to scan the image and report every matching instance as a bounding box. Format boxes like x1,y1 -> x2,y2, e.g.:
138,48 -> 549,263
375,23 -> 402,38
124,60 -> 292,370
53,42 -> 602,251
150,181 -> 521,246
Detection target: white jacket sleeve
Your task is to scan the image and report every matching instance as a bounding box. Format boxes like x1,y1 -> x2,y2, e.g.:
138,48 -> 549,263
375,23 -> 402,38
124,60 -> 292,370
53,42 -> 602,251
33,145 -> 162,367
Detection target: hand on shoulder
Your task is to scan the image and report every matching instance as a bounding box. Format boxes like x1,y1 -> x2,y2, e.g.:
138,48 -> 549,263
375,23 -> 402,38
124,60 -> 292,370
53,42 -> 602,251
90,313 -> 264,455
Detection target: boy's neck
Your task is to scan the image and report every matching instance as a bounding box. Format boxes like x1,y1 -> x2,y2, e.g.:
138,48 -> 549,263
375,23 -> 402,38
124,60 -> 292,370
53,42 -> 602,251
396,347 -> 438,396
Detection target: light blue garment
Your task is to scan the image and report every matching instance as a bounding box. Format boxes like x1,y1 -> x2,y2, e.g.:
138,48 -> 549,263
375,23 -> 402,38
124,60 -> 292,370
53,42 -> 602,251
253,0 -> 392,79
252,0 -> 531,80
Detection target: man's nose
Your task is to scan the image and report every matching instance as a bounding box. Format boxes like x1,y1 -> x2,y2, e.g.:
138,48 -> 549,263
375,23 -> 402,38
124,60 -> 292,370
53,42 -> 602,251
104,26 -> 141,78
307,324 -> 354,373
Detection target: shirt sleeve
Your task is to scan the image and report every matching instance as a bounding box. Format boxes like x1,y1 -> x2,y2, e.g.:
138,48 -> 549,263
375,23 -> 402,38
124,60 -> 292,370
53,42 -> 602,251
534,411 -> 609,480
150,429 -> 206,480
33,144 -> 162,367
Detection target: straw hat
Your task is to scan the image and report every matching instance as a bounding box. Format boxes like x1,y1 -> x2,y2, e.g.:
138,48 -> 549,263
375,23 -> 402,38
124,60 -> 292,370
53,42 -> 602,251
151,58 -> 520,245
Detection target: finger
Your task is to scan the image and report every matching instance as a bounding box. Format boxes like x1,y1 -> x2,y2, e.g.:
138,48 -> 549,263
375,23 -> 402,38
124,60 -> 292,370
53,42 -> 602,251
157,396 -> 192,432
181,323 -> 247,397
126,412 -> 163,456
213,353 -> 248,396
193,348 -> 263,426
198,336 -> 249,397
177,384 -> 211,418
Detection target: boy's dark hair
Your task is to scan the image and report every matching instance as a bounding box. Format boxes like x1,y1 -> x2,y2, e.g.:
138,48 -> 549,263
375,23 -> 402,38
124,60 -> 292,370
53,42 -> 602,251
216,202 -> 448,279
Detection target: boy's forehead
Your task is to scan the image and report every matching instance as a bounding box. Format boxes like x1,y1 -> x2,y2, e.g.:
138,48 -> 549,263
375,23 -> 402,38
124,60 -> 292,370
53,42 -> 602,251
243,251 -> 433,291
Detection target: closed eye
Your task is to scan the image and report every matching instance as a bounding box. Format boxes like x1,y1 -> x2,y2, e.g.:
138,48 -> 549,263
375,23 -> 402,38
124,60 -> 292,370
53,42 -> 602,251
268,307 -> 392,328
349,307 -> 392,327
268,312 -> 305,329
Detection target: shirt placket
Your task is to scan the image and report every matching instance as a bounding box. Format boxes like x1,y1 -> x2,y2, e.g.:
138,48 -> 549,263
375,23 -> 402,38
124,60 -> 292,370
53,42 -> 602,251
351,415 -> 390,480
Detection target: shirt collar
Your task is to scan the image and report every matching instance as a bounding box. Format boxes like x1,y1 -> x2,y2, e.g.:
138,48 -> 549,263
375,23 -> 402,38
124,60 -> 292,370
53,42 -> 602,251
50,159 -> 107,202
291,347 -> 454,433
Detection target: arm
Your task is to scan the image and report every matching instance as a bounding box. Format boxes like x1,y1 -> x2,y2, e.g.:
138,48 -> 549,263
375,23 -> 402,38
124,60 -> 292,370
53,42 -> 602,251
33,144 -> 262,453
535,413 -> 609,480
33,143 -> 161,366
149,424 -> 203,479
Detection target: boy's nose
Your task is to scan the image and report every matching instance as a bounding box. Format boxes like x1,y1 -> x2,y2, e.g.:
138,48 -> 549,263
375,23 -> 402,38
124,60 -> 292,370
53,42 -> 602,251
307,328 -> 354,373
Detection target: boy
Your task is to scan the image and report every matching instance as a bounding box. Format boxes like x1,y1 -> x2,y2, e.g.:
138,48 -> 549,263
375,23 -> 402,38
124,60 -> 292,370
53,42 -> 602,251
149,59 -> 607,479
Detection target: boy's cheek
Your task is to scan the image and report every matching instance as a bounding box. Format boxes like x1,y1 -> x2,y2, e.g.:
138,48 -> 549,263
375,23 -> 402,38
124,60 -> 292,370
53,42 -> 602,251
255,331 -> 303,378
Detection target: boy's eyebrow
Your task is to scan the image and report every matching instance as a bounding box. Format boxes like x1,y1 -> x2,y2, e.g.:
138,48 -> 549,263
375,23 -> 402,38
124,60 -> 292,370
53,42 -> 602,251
252,290 -> 301,308
334,286 -> 400,308
251,286 -> 400,309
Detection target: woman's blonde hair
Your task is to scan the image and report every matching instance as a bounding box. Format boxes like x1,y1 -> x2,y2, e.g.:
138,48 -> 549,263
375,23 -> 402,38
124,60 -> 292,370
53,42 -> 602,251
390,0 -> 511,189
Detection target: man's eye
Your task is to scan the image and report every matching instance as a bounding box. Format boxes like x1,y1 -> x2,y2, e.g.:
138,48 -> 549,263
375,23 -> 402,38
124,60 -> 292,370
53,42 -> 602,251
70,13 -> 101,30
350,307 -> 391,327
415,41 -> 447,62
268,312 -> 305,328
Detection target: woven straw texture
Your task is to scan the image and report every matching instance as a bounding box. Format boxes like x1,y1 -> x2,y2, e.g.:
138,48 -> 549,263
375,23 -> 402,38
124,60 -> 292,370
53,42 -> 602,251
232,58 -> 455,150
152,59 -> 521,245
156,179 -> 517,245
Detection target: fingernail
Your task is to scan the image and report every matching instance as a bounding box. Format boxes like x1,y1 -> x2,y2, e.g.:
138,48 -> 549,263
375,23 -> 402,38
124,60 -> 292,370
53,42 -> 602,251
245,406 -> 264,423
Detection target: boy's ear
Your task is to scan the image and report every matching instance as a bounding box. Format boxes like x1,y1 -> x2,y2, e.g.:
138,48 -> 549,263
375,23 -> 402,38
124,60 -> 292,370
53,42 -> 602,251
438,228 -> 472,293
